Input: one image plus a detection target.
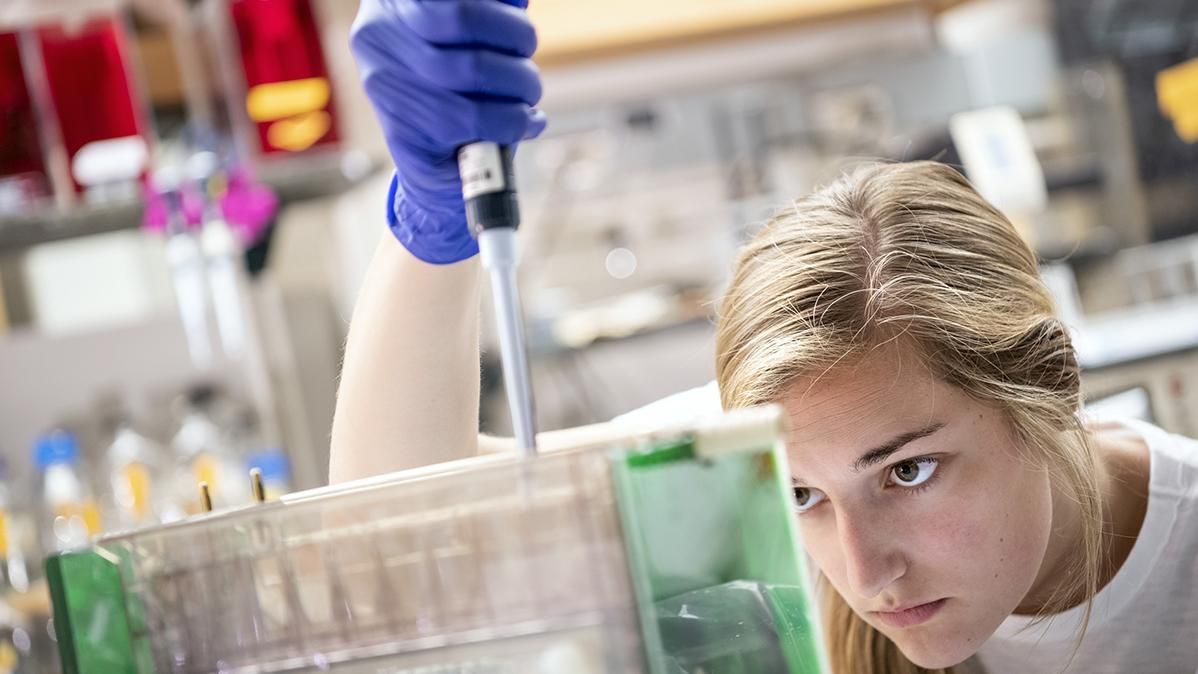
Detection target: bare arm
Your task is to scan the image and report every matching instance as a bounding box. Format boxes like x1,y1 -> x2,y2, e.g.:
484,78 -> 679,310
329,236 -> 488,482
329,235 -> 625,483
336,1 -> 568,482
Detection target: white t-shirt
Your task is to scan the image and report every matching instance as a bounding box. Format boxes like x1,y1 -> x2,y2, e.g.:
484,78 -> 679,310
975,417 -> 1198,674
610,380 -> 722,430
615,385 -> 1198,674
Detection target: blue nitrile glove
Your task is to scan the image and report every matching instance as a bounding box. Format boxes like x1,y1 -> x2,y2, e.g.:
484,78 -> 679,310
351,0 -> 547,264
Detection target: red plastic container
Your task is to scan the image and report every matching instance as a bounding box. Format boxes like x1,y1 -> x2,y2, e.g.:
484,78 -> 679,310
35,16 -> 150,194
0,30 -> 50,206
229,0 -> 340,156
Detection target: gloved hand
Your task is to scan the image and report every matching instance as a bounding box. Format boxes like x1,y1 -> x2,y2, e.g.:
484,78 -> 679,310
351,0 -> 546,264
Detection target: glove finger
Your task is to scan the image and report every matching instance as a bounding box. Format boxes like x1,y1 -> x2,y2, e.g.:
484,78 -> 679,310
523,108 -> 547,140
418,0 -> 530,8
353,7 -> 541,103
413,46 -> 542,105
449,0 -> 530,9
380,84 -> 539,152
361,62 -> 473,149
356,23 -> 541,106
402,0 -> 537,57
470,99 -> 540,146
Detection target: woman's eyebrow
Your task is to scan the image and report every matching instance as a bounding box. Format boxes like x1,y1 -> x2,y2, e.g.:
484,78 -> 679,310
851,422 -> 945,472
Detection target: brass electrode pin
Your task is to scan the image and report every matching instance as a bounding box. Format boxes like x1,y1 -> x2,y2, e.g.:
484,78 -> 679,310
199,481 -> 213,513
250,468 -> 266,504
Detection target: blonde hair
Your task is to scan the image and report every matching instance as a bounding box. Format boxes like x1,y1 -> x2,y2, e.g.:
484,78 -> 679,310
714,161 -> 1104,674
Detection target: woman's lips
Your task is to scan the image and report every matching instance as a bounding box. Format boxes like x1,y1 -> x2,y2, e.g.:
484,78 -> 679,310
872,598 -> 948,628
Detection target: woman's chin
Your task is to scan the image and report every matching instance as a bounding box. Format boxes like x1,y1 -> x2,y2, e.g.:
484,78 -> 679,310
892,634 -> 977,670
900,651 -> 967,670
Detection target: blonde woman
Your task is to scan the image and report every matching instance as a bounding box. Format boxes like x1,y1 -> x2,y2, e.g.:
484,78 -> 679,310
337,2 -> 1198,672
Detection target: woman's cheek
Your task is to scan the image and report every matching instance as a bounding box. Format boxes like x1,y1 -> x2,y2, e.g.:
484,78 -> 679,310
917,484 -> 1041,591
906,481 -> 1000,574
796,518 -> 844,580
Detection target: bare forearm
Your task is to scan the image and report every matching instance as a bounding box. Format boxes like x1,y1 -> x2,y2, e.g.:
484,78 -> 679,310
329,236 -> 482,482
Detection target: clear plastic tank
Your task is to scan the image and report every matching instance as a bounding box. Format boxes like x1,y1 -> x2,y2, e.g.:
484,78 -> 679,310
47,406 -> 827,674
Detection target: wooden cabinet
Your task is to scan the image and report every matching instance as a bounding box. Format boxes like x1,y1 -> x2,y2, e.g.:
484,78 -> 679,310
529,0 -> 965,65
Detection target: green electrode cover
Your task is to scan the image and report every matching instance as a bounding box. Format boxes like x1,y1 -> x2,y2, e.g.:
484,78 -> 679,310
614,434 -> 827,674
45,550 -> 142,674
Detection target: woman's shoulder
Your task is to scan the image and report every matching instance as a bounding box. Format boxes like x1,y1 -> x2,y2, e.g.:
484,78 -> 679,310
1089,418 -> 1198,575
1099,417 -> 1198,490
1088,418 -> 1153,481
1084,417 -> 1198,569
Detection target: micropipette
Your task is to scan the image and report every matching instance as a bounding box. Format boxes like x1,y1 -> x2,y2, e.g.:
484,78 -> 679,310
458,142 -> 538,456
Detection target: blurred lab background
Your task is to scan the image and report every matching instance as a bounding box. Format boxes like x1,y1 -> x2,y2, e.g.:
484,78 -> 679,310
0,0 -> 1195,670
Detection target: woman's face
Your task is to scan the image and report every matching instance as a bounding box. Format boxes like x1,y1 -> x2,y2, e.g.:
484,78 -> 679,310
780,346 -> 1054,668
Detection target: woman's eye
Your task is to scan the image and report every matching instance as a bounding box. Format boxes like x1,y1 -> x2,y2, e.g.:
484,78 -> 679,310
888,457 -> 939,488
792,486 -> 827,513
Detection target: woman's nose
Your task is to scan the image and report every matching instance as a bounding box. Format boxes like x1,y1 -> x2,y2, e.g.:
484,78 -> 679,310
836,508 -> 907,599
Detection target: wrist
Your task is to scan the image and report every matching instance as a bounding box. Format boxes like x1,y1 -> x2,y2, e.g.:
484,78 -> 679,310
386,173 -> 479,265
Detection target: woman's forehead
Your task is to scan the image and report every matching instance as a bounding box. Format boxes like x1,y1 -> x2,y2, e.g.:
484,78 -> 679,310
777,347 -> 981,466
781,346 -> 945,428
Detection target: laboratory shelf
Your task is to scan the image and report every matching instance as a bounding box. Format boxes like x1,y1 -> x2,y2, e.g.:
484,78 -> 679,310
0,152 -> 377,254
